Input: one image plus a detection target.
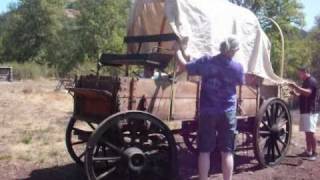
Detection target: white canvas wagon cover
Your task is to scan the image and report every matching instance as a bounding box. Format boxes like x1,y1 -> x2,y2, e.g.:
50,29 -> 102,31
127,0 -> 283,84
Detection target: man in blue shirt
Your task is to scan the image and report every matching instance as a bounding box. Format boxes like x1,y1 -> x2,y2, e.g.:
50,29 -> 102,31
178,36 -> 244,180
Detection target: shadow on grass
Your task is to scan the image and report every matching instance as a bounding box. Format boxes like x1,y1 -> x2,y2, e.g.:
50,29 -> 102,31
22,164 -> 86,180
178,148 -> 261,180
23,149 -> 262,180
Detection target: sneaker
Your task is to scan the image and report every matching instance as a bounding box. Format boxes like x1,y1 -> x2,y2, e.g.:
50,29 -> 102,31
303,152 -> 317,161
297,151 -> 312,157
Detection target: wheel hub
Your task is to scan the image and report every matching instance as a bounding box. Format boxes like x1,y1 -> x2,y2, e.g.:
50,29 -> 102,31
124,147 -> 146,172
270,125 -> 283,137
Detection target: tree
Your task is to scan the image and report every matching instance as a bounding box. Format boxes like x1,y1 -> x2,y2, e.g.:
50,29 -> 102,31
76,0 -> 130,62
0,0 -> 65,63
229,0 -> 306,79
229,0 -> 265,14
307,15 -> 320,80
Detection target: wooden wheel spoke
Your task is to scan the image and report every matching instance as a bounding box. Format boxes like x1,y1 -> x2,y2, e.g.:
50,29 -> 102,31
265,108 -> 272,127
271,104 -> 278,124
261,120 -> 271,130
189,135 -> 197,143
94,145 -> 101,156
271,140 -> 276,161
79,150 -> 86,159
278,119 -> 288,127
72,127 -> 92,137
72,127 -> 85,132
93,156 -> 121,162
87,122 -> 96,130
271,103 -> 279,124
96,167 -> 116,180
103,141 -> 124,156
259,130 -> 271,136
265,139 -> 271,157
277,136 -> 286,146
279,130 -> 288,137
277,107 -> 285,119
145,150 -> 160,156
72,140 -> 86,145
275,141 -> 281,157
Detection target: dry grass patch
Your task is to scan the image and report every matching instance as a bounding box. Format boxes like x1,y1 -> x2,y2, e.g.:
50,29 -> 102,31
0,79 -> 73,167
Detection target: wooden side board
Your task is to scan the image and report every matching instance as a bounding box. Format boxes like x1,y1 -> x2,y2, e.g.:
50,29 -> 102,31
118,78 -> 199,121
73,75 -> 279,123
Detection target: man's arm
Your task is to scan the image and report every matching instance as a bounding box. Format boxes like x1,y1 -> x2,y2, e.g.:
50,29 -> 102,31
176,50 -> 190,68
176,50 -> 209,76
237,64 -> 244,85
289,83 -> 312,97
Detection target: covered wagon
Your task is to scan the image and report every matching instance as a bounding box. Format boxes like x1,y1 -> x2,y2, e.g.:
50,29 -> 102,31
65,0 -> 292,179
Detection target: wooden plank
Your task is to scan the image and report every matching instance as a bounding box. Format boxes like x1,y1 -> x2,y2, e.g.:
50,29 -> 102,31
237,86 -> 257,99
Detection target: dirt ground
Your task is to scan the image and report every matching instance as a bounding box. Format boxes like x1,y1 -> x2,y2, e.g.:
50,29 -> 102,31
0,79 -> 320,180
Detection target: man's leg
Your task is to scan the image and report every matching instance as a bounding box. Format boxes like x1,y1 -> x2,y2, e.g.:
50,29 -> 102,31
218,111 -> 236,180
311,133 -> 317,154
221,152 -> 234,180
198,152 -> 210,180
305,132 -> 312,153
307,132 -> 317,154
310,114 -> 319,154
197,114 -> 217,180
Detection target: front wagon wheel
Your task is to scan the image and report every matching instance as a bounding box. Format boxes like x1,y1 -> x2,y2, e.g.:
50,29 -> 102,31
85,111 -> 178,180
253,98 -> 292,167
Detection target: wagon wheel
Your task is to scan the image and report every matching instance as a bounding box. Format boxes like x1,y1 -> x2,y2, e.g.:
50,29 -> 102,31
66,117 -> 96,165
181,121 -> 198,154
85,111 -> 178,180
253,98 -> 292,167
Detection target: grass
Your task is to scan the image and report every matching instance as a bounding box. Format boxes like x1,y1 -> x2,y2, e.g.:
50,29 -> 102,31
2,62 -> 57,80
0,154 -> 11,161
21,135 -> 33,145
0,60 -> 119,81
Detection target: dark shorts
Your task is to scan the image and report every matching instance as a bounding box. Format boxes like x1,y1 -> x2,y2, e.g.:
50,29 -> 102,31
198,111 -> 237,153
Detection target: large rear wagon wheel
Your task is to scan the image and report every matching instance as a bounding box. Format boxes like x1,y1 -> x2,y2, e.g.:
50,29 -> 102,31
66,117 -> 96,165
85,111 -> 178,180
253,98 -> 292,167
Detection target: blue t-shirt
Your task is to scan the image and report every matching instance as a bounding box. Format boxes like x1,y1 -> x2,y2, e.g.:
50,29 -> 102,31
186,54 -> 244,114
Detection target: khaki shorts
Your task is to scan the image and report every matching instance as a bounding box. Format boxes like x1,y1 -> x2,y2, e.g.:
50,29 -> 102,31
300,113 -> 319,133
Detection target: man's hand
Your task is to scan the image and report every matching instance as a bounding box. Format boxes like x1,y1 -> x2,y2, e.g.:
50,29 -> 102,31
286,81 -> 312,97
289,90 -> 299,96
287,82 -> 298,89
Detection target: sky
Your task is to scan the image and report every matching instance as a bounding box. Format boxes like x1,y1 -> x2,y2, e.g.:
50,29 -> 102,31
0,0 -> 16,14
300,0 -> 319,30
0,0 -> 319,30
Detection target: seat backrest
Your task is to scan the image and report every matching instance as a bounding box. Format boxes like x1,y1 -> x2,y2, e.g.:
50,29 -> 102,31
124,33 -> 178,44
124,33 -> 178,53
